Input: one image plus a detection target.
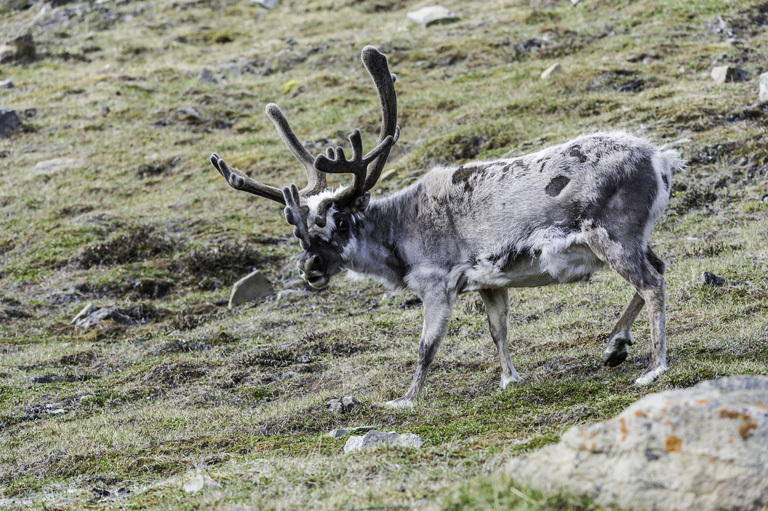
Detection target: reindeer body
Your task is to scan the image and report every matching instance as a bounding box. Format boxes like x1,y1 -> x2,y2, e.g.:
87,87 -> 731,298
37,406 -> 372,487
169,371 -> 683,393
210,47 -> 682,407
325,131 -> 673,293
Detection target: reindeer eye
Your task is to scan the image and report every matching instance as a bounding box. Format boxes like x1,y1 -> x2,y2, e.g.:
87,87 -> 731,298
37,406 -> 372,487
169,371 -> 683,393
337,219 -> 348,232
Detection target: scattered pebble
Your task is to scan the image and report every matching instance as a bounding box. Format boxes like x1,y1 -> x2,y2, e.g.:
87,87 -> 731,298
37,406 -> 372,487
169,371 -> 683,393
183,474 -> 221,493
344,430 -> 425,453
407,6 -> 456,26
711,65 -> 746,84
701,272 -> 726,287
327,396 -> 360,414
327,426 -> 375,438
0,108 -> 21,138
33,157 -> 89,174
71,303 -> 140,328
540,63 -> 562,80
253,0 -> 280,8
0,79 -> 14,89
760,72 -> 768,102
198,68 -> 217,84
276,289 -> 310,301
0,34 -> 35,64
229,270 -> 273,308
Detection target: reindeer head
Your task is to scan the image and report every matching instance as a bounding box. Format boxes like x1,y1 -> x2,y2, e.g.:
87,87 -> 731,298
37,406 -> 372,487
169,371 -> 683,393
210,46 -> 399,288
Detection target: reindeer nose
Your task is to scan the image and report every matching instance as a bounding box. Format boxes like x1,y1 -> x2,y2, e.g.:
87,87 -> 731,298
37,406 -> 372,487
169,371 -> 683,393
299,253 -> 321,274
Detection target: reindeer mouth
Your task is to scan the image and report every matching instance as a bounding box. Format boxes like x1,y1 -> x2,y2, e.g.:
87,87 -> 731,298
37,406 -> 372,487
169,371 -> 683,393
304,274 -> 330,289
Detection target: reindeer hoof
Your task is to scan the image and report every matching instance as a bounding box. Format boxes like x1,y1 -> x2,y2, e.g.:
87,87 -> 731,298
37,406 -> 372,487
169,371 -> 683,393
634,365 -> 667,386
603,334 -> 632,367
383,397 -> 415,409
500,374 -> 521,389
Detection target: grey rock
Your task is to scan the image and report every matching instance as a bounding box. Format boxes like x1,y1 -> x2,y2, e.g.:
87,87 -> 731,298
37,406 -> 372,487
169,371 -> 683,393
0,108 -> 21,138
327,426 -> 375,438
407,6 -> 456,26
182,474 -> 221,493
327,396 -> 360,414
540,63 -> 562,80
276,289 -> 310,301
760,72 -> 768,103
701,271 -> 726,287
507,376 -> 768,511
33,157 -> 89,174
0,34 -> 35,64
198,68 -> 217,84
711,65 -> 746,84
28,375 -> 69,384
253,0 -> 279,8
228,270 -> 273,308
344,429 -> 425,453
72,303 -> 139,328
0,79 -> 14,89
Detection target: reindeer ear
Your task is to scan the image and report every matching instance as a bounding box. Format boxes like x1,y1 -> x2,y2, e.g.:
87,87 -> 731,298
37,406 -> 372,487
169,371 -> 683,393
352,192 -> 370,212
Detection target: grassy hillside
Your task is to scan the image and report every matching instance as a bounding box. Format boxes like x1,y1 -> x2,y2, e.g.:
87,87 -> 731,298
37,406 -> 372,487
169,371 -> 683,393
1,0 -> 766,509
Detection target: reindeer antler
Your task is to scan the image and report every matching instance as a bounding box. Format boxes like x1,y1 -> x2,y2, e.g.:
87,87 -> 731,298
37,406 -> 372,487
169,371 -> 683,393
313,46 -> 399,226
209,46 -> 399,242
282,184 -> 311,250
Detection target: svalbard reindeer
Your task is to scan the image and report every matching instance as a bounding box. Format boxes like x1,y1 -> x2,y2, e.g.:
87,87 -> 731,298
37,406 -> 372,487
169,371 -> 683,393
209,46 -> 682,407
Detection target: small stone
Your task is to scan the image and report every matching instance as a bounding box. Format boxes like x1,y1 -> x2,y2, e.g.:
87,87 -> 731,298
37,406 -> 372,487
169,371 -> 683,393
0,108 -> 21,138
228,270 -> 273,308
711,65 -> 746,84
344,430 -> 425,453
92,488 -> 111,497
71,305 -> 139,328
198,68 -> 217,84
701,272 -> 726,287
759,73 -> 768,103
0,34 -> 35,64
72,303 -> 97,325
33,158 -> 89,174
253,0 -> 279,8
46,408 -> 67,415
540,63 -> 562,80
327,426 -> 375,438
327,396 -> 360,414
183,474 -> 221,493
407,6 -> 456,26
276,289 -> 310,301
0,79 -> 14,89
177,106 -> 201,120
28,375 -> 68,384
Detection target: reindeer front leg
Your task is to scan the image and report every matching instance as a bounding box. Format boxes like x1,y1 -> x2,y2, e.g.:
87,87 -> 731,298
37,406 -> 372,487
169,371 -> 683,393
384,285 -> 457,408
478,288 -> 521,388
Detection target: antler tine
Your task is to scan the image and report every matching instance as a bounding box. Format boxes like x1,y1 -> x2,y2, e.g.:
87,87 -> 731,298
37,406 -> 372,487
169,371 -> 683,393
282,183 -> 311,250
210,153 -> 285,204
265,104 -> 327,197
360,45 -> 398,192
310,47 -> 399,226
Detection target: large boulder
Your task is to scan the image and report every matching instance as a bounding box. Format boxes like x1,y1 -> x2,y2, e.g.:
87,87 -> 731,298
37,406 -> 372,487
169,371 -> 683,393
508,376 -> 768,511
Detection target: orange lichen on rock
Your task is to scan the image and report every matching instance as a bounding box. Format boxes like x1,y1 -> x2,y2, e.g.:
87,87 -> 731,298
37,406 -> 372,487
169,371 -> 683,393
720,408 -> 740,419
665,435 -> 683,452
620,417 -> 629,441
697,398 -> 709,405
739,421 -> 758,440
634,410 -> 647,418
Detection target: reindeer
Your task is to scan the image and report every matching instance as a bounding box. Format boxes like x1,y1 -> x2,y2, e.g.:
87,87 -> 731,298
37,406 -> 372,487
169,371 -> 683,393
210,46 -> 682,408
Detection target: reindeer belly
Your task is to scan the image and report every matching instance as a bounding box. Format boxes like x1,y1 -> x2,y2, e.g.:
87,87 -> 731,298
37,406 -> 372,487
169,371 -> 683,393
463,243 -> 605,291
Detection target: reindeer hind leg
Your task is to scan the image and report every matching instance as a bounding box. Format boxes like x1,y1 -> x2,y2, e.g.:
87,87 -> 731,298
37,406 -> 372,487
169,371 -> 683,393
603,247 -> 666,367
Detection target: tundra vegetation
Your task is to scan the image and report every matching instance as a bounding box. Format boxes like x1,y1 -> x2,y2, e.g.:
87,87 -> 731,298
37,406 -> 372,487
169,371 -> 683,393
1,0 -> 767,509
